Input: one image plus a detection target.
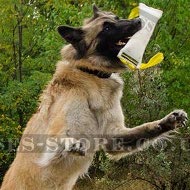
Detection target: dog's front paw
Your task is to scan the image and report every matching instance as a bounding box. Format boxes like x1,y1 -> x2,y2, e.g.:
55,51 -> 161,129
69,142 -> 86,156
159,110 -> 188,132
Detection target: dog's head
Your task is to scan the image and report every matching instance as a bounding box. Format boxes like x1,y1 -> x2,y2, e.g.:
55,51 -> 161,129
58,5 -> 141,70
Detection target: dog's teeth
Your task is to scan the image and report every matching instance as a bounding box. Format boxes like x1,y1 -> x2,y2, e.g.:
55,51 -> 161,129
116,40 -> 126,46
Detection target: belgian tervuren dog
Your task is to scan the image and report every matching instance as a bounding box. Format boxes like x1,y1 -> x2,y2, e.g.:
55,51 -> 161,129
1,5 -> 187,190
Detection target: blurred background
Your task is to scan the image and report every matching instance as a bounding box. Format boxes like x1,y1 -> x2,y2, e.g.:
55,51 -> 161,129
0,0 -> 189,189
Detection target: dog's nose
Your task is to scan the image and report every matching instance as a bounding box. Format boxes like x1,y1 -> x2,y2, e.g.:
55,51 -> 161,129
134,18 -> 141,25
133,17 -> 142,29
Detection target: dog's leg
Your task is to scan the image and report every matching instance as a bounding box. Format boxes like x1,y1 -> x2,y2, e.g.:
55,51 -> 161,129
106,110 -> 188,159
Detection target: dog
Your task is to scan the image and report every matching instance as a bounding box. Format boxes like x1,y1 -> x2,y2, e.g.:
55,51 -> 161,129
1,5 -> 187,190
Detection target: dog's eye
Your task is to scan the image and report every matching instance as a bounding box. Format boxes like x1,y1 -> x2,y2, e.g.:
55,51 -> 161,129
104,26 -> 111,31
103,22 -> 114,32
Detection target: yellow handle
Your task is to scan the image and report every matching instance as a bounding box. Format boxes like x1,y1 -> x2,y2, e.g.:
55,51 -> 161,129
128,7 -> 139,19
140,52 -> 164,70
119,57 -> 136,70
119,53 -> 164,70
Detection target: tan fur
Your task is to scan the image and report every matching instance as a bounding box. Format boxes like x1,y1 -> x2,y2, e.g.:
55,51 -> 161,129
1,6 -> 187,190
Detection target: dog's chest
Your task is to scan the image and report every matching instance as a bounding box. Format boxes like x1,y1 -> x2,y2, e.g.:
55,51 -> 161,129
89,86 -> 122,110
88,75 -> 123,108
87,75 -> 124,130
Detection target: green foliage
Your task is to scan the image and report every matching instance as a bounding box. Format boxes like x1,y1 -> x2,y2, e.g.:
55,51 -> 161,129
163,66 -> 190,114
0,0 -> 189,189
122,69 -> 168,127
0,115 -> 22,181
0,71 -> 51,125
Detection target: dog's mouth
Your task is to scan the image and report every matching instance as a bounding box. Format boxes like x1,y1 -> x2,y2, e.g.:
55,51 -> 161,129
112,33 -> 137,53
115,36 -> 132,47
114,19 -> 142,51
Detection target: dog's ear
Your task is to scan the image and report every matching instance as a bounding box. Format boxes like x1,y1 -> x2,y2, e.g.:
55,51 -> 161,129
57,25 -> 84,44
93,4 -> 100,17
57,25 -> 87,58
93,4 -> 102,18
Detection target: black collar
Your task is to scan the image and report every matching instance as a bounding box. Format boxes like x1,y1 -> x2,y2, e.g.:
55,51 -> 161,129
78,67 -> 112,78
